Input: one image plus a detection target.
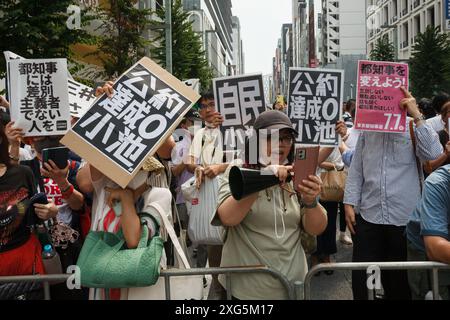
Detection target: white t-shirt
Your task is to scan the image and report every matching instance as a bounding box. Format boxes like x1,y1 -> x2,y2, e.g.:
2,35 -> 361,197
345,128 -> 362,151
318,147 -> 344,174
19,147 -> 33,161
427,115 -> 444,132
43,176 -> 72,225
189,127 -> 224,166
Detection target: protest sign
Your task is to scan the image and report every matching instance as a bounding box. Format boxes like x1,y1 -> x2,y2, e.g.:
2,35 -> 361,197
183,79 -> 200,94
4,51 -> 25,101
213,73 -> 266,153
68,79 -> 96,118
3,51 -> 95,118
354,60 -> 408,133
61,57 -> 200,188
288,68 -> 344,146
8,59 -> 70,136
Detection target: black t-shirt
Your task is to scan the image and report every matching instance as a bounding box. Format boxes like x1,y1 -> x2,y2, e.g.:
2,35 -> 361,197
0,165 -> 37,252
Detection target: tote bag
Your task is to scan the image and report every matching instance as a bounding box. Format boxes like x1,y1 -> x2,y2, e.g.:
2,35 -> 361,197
124,189 -> 203,300
76,225 -> 163,288
187,176 -> 225,245
320,169 -> 347,202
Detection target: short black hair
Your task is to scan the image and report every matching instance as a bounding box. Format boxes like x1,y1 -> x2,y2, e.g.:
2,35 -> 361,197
200,91 -> 214,102
418,98 -> 435,119
431,92 -> 450,114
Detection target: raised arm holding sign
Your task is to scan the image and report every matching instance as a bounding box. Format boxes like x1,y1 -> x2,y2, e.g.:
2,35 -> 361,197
354,60 -> 409,133
61,57 -> 200,188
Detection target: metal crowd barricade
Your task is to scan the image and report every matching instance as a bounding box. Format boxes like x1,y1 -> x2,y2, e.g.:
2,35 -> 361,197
160,266 -> 297,300
302,261 -> 450,300
0,265 -> 298,300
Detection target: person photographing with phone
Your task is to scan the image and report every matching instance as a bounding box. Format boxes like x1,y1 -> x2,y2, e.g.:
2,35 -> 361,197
9,132 -> 86,299
212,110 -> 328,299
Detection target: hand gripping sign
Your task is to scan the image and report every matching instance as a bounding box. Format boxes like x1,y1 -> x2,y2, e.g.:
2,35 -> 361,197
61,57 -> 200,188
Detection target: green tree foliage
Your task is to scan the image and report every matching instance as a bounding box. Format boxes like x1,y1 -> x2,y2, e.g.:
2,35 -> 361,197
92,0 -> 151,78
0,0 -> 94,83
370,34 -> 395,62
410,26 -> 450,99
150,0 -> 213,91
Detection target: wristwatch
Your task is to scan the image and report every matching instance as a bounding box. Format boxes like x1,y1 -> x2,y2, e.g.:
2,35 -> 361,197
413,114 -> 426,124
302,197 -> 319,209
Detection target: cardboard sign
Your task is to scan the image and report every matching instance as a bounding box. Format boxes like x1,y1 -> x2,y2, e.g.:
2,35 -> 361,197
8,59 -> 70,136
61,57 -> 200,188
68,79 -> 96,118
288,68 -> 344,146
354,60 -> 409,133
213,73 -> 266,151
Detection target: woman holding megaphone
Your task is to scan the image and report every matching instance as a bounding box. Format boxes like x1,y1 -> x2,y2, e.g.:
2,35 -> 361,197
212,110 -> 328,300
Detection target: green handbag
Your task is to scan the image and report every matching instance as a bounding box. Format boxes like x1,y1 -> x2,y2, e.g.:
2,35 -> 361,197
76,218 -> 164,289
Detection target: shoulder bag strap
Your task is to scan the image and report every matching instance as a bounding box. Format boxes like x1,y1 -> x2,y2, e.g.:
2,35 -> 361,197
409,120 -> 423,193
150,202 -> 191,269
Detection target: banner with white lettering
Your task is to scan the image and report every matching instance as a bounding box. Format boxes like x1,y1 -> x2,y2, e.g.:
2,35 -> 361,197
9,59 -> 70,136
354,60 -> 408,133
288,68 -> 344,146
213,73 -> 266,152
61,57 -> 200,188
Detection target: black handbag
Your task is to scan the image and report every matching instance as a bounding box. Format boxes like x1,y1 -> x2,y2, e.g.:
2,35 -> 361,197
0,281 -> 44,300
0,233 -> 46,300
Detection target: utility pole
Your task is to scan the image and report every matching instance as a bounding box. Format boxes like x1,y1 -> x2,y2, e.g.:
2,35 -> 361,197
165,0 -> 172,73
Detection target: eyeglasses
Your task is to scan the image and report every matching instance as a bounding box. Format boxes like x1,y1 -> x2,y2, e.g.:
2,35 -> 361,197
279,136 -> 294,146
200,101 -> 215,110
265,134 -> 295,146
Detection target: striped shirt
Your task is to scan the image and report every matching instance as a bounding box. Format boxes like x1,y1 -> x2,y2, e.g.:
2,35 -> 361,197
344,120 -> 443,226
343,112 -> 354,128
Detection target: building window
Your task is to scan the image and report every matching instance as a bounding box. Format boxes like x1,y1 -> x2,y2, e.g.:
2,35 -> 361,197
156,0 -> 164,10
426,6 -> 435,28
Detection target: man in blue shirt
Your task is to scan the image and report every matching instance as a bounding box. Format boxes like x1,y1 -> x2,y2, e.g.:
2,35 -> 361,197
344,87 -> 443,300
406,165 -> 450,299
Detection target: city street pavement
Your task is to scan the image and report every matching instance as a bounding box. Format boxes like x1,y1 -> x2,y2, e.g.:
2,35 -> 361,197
308,236 -> 354,300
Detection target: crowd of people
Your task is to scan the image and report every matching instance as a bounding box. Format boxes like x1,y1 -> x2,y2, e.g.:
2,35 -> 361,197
0,81 -> 449,300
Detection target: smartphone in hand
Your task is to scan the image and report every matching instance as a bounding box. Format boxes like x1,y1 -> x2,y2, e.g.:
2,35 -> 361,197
293,146 -> 320,192
30,192 -> 48,205
42,147 -> 69,169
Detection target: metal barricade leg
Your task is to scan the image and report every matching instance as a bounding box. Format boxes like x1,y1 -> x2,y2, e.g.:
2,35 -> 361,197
294,281 -> 304,300
226,273 -> 232,300
43,281 -> 51,300
432,268 -> 440,300
164,274 -> 171,300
